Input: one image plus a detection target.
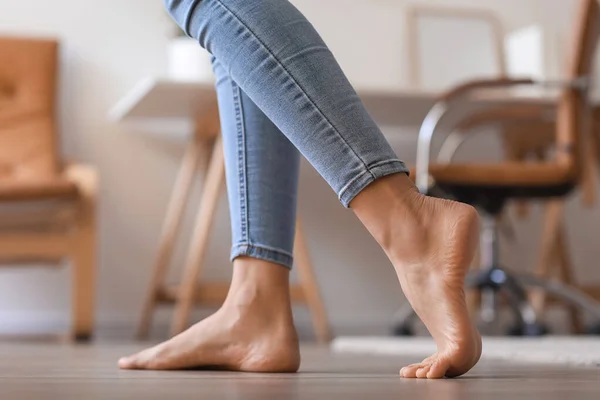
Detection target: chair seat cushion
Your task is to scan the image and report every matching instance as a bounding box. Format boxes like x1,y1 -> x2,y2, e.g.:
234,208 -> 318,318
427,162 -> 575,187
409,163 -> 576,214
0,178 -> 78,201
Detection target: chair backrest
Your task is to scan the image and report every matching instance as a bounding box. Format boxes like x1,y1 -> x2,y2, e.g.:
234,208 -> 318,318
0,37 -> 60,181
556,0 -> 600,179
406,5 -> 507,91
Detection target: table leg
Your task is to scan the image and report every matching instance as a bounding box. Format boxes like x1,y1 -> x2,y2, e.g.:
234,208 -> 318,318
137,138 -> 204,339
294,219 -> 332,343
170,136 -> 225,336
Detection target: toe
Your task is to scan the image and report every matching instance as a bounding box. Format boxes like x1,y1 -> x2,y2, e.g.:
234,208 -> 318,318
400,363 -> 423,378
427,360 -> 449,379
118,354 -> 139,370
118,346 -> 158,370
416,365 -> 431,379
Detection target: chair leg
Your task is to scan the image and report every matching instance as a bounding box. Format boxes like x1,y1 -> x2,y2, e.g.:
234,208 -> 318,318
71,197 -> 96,341
555,224 -> 584,333
594,122 -> 600,177
137,138 -> 204,339
294,219 -> 331,343
584,119 -> 600,206
531,200 -> 563,314
582,121 -> 599,206
170,136 -> 225,337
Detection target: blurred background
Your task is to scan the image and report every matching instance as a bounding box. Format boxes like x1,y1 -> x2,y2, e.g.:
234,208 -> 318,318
0,0 -> 599,341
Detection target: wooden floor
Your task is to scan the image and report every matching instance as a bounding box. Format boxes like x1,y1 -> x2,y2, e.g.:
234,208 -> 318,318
0,342 -> 599,399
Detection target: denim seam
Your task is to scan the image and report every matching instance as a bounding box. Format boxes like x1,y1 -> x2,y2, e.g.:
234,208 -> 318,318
367,159 -> 405,170
232,242 -> 295,259
231,81 -> 249,241
213,0 -> 375,182
231,243 -> 294,269
339,160 -> 408,207
337,159 -> 405,201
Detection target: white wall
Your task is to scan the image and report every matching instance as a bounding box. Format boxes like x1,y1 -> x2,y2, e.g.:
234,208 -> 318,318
0,0 -> 596,337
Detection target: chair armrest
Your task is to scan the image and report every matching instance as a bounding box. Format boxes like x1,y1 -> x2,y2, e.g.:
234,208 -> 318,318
63,163 -> 99,200
416,76 -> 593,199
437,105 -> 551,163
416,78 -> 552,193
438,78 -> 536,103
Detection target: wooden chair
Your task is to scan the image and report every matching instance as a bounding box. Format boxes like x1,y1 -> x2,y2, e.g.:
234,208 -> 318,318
137,106 -> 332,343
0,37 -> 98,340
397,0 -> 600,335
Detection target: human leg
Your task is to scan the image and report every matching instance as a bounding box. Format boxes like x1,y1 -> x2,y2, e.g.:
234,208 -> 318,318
165,0 -> 409,206
123,0 -> 481,378
118,58 -> 302,372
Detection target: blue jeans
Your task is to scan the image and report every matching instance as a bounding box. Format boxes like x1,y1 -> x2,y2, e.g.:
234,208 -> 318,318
165,0 -> 409,268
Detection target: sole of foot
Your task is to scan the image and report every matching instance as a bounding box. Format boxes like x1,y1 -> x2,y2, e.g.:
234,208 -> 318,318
392,194 -> 482,379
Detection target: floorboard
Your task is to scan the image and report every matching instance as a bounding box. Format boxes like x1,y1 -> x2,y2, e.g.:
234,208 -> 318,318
0,342 -> 599,399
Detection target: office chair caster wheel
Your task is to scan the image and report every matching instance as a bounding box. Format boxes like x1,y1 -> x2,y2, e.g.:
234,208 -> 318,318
586,322 -> 600,335
507,323 -> 549,337
392,323 -> 414,336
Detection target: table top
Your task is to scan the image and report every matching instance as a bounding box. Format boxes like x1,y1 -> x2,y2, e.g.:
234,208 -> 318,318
109,77 -> 217,121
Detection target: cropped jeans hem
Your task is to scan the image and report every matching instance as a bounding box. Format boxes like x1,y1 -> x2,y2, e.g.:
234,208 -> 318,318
231,243 -> 295,269
338,160 -> 410,207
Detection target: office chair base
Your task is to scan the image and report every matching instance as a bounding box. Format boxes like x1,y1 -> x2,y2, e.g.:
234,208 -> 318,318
392,267 -> 600,337
507,323 -> 549,337
391,324 -> 415,337
587,323 -> 600,335
514,273 -> 600,323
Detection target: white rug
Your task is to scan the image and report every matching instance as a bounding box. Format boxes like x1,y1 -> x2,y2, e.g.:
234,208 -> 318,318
332,336 -> 600,368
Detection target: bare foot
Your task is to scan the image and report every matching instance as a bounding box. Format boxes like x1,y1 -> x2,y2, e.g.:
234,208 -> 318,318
353,175 -> 482,379
394,193 -> 481,379
119,261 -> 300,372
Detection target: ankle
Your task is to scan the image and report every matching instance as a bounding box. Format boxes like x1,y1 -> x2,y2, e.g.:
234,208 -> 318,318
352,173 -> 419,207
224,257 -> 292,311
351,174 -> 425,250
230,257 -> 290,289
